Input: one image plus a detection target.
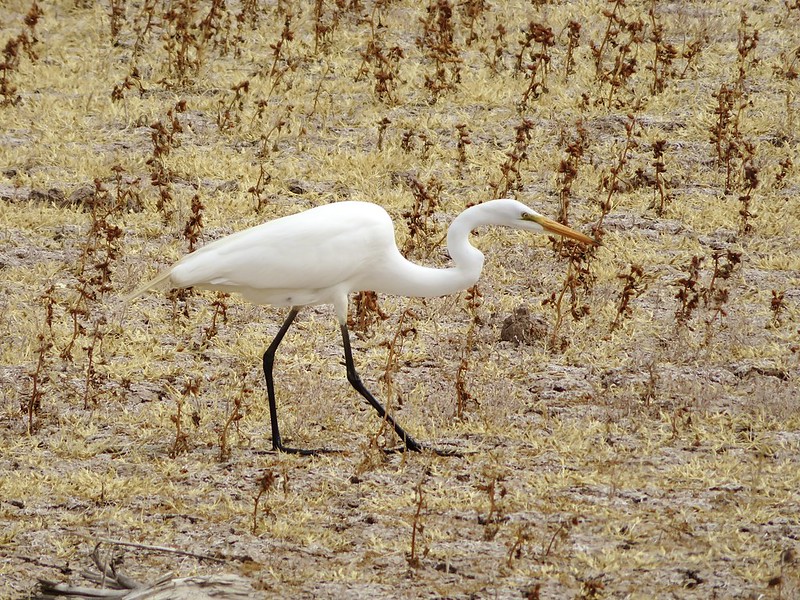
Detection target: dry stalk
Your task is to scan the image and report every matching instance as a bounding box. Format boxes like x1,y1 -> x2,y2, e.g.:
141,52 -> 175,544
249,163 -> 273,212
27,285 -> 56,432
769,290 -> 786,328
402,175 -> 443,258
417,0 -> 462,103
379,306 -> 418,418
252,470 -> 276,535
216,80 -> 250,131
147,100 -> 187,222
610,264 -> 647,332
476,464 -> 508,541
170,377 -> 199,457
61,178 -> 124,407
650,139 -> 670,215
455,122 -> 471,176
377,117 -> 391,151
357,32 -> 404,105
219,374 -> 251,461
556,119 -> 587,225
407,471 -> 428,567
349,291 -> 390,341
564,20 -> 581,80
647,1 -> 677,94
491,117 -> 535,198
199,293 -> 229,347
0,1 -> 43,106
516,21 -> 555,110
456,285 -> 482,420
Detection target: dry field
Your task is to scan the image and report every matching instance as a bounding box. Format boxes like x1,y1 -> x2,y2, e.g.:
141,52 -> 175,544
1,0 -> 799,598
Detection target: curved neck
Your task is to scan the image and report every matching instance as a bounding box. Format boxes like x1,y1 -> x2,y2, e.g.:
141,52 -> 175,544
374,206 -> 486,298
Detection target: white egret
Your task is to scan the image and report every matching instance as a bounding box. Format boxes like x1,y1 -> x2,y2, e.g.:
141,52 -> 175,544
127,199 -> 597,454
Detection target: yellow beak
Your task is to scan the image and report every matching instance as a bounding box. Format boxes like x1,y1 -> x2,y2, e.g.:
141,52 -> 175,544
524,214 -> 598,246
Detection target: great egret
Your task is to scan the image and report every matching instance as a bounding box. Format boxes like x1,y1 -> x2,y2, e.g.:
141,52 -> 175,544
127,199 -> 597,454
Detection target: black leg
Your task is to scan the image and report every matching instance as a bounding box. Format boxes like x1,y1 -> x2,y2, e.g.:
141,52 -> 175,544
263,308 -> 316,454
340,323 -> 422,452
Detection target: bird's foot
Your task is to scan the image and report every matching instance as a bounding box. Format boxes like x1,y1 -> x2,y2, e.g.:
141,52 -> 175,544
272,442 -> 339,456
383,441 -> 465,458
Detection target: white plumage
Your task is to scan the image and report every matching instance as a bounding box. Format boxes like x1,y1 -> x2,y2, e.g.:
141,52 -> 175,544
128,199 -> 596,453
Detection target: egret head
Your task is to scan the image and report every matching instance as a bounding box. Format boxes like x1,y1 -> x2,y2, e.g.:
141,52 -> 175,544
489,199 -> 598,246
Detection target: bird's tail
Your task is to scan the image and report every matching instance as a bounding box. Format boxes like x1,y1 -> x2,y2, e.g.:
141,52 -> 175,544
123,267 -> 175,302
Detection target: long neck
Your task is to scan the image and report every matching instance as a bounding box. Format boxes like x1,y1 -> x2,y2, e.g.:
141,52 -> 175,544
374,206 -> 486,298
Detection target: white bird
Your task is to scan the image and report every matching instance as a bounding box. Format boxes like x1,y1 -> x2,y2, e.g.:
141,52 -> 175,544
128,199 -> 597,454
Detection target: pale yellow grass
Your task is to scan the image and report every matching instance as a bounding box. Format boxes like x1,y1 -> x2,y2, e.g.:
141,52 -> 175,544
1,0 -> 799,599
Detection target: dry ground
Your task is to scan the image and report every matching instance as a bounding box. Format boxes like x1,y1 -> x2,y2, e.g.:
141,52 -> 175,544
1,0 -> 799,598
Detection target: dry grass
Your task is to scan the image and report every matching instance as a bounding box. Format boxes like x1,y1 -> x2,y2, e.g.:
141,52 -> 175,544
1,0 -> 799,598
